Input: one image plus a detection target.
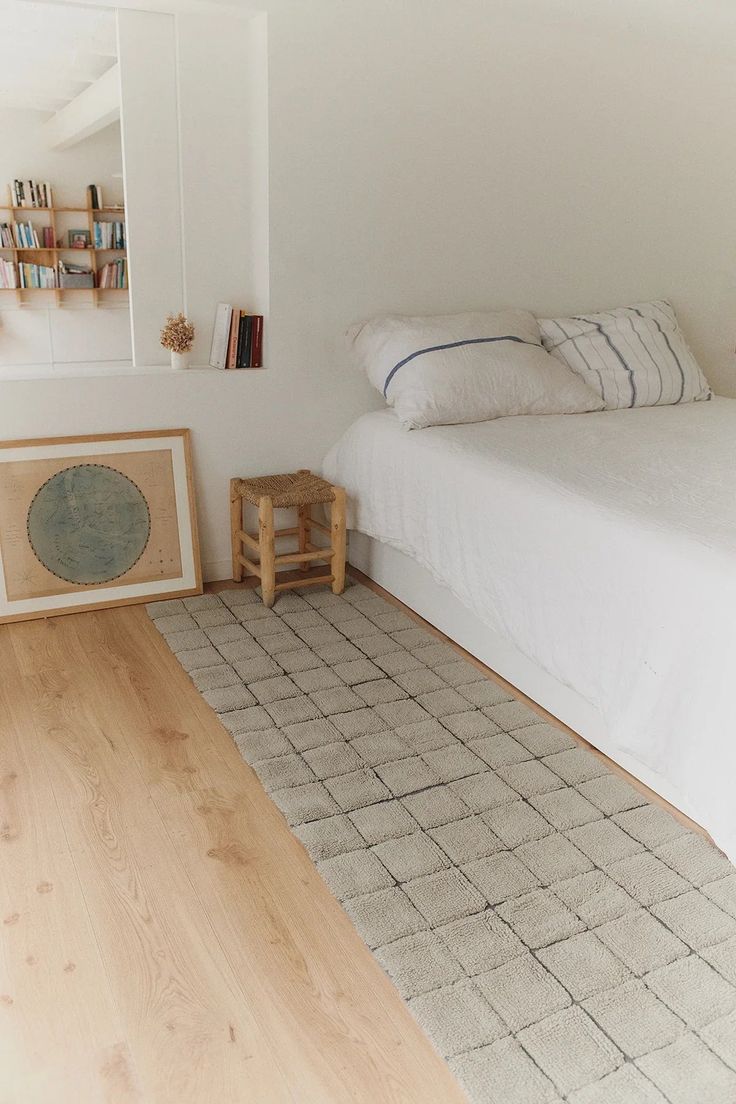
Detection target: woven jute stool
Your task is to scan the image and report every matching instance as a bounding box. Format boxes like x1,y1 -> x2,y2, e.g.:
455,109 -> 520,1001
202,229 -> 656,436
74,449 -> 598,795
229,469 -> 347,607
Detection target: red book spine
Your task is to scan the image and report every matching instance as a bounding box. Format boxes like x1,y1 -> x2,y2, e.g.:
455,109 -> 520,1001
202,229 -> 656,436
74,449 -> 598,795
251,315 -> 263,368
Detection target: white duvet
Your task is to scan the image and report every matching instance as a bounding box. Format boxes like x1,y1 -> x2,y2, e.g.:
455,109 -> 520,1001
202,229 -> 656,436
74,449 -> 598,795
323,399 -> 736,859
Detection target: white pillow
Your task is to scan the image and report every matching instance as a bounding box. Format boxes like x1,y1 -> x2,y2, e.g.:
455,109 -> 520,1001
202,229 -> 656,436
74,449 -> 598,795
347,308 -> 603,429
539,299 -> 712,410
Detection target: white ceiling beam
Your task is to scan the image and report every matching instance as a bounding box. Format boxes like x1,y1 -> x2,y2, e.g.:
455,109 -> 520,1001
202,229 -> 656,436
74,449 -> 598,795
0,100 -> 60,114
42,63 -> 120,150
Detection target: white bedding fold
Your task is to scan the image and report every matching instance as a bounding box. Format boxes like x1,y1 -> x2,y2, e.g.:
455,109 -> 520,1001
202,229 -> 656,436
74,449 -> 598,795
323,400 -> 736,859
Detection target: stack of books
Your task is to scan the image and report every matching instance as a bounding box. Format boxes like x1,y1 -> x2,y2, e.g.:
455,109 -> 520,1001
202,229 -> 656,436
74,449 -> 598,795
9,180 -> 52,208
97,258 -> 127,288
209,303 -> 264,369
0,223 -> 14,248
18,262 -> 57,288
0,258 -> 18,288
93,220 -> 125,249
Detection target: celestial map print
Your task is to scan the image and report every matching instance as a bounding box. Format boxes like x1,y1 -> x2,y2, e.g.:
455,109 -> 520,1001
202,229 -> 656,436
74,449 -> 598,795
26,464 -> 151,585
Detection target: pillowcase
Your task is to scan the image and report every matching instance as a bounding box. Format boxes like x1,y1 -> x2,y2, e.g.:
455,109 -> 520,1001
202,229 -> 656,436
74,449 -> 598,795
539,299 -> 712,410
347,308 -> 603,429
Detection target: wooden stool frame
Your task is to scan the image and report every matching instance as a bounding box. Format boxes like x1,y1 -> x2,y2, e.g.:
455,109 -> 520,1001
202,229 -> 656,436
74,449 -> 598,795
230,472 -> 346,607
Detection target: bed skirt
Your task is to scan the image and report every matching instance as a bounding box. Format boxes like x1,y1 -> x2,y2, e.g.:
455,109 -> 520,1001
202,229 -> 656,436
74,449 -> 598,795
348,529 -> 707,842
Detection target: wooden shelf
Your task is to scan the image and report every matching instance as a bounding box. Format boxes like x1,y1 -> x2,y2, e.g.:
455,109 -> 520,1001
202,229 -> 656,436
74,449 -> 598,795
0,287 -> 128,293
0,186 -> 127,306
3,248 -> 126,254
0,206 -> 125,214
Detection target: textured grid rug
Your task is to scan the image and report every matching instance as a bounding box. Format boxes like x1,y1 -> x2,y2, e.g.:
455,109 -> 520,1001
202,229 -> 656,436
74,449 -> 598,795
149,581 -> 736,1104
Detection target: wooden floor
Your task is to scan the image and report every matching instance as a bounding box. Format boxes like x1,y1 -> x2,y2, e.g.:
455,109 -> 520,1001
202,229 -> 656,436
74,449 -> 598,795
0,571 -> 707,1104
0,583 -> 469,1104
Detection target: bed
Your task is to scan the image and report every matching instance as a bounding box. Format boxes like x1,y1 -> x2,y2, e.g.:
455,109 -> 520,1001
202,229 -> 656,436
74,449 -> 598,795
323,398 -> 736,862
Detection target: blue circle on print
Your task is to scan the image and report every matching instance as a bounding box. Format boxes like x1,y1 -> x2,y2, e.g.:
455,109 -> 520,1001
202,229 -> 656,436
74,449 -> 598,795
27,463 -> 151,585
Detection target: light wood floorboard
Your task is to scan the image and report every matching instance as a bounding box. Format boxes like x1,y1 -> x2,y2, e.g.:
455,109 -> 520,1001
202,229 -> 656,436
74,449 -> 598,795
0,580 -> 468,1104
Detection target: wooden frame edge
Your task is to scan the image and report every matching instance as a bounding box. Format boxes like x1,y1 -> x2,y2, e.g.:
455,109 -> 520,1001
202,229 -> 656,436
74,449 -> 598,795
0,427 -> 203,623
0,585 -> 202,626
0,427 -> 192,451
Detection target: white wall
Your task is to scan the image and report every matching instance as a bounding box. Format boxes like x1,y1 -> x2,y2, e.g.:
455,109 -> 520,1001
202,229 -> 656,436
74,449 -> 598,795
175,10 -> 268,365
2,0 -> 736,581
118,9 -> 183,365
0,110 -> 131,374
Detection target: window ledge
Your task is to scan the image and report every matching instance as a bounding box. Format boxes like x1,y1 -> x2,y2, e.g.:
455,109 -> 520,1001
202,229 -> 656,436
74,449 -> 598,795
0,362 -> 257,382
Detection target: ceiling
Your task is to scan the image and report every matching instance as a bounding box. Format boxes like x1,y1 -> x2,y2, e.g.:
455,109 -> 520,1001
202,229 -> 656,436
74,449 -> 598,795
0,1 -> 117,114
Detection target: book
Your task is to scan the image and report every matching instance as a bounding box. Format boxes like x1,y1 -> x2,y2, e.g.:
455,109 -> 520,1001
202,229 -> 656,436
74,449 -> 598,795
236,314 -> 251,369
226,309 -> 240,369
251,315 -> 263,368
207,306 -> 264,369
244,315 -> 254,368
209,302 -> 233,369
18,261 -> 56,288
235,311 -> 247,369
14,220 -> 40,248
93,220 -> 126,249
94,259 -> 126,288
10,179 -> 52,208
87,184 -> 104,211
0,258 -> 18,288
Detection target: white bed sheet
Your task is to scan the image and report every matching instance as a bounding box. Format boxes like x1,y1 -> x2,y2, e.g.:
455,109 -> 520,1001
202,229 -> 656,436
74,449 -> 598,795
323,399 -> 736,860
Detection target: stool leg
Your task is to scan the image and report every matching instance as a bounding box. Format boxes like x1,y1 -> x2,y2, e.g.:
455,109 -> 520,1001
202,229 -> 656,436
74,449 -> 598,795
298,504 -> 311,573
330,486 -> 347,595
230,479 -> 243,583
259,495 -> 276,607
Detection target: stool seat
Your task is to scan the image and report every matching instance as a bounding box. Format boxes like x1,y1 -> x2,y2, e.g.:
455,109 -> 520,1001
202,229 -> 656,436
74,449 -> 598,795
233,470 -> 336,509
229,469 -> 347,607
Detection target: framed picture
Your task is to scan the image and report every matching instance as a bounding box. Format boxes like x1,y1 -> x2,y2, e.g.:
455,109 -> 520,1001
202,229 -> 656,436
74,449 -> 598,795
68,229 -> 90,249
0,429 -> 202,624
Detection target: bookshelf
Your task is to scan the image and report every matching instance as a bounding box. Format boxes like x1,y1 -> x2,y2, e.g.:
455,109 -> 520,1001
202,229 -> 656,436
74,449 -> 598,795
0,184 -> 127,309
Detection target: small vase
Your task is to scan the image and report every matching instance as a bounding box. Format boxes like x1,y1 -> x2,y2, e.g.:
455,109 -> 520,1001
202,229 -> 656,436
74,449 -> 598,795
171,350 -> 189,371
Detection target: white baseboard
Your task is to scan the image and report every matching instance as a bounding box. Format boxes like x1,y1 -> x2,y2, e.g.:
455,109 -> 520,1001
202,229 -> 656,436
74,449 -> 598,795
203,557 -> 232,583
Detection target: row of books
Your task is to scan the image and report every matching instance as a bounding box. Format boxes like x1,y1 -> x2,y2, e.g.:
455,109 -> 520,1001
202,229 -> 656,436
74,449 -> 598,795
0,258 -> 18,287
19,262 -> 57,288
209,303 -> 264,369
97,259 -> 127,288
0,258 -> 128,289
9,179 -> 53,208
94,220 -> 125,249
0,220 -> 55,249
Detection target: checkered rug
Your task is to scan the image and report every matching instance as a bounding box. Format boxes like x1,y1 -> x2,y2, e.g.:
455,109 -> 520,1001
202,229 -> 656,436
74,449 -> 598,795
149,581 -> 736,1104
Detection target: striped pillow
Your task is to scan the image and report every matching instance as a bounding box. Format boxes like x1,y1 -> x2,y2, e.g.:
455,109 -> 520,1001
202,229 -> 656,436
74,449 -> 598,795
347,309 -> 603,429
539,300 -> 712,410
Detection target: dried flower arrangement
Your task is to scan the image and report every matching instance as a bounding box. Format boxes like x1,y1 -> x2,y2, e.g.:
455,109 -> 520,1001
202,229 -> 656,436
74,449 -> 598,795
160,313 -> 195,354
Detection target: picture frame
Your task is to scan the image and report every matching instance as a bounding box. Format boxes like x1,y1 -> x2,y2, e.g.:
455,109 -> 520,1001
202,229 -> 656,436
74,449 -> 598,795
68,229 -> 91,249
0,429 -> 202,624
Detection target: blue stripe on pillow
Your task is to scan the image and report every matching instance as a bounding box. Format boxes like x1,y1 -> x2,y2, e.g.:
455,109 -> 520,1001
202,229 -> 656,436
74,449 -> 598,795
618,313 -> 664,405
575,317 -> 638,407
383,335 -> 542,397
645,303 -> 686,403
539,300 -> 711,410
551,319 -> 606,399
